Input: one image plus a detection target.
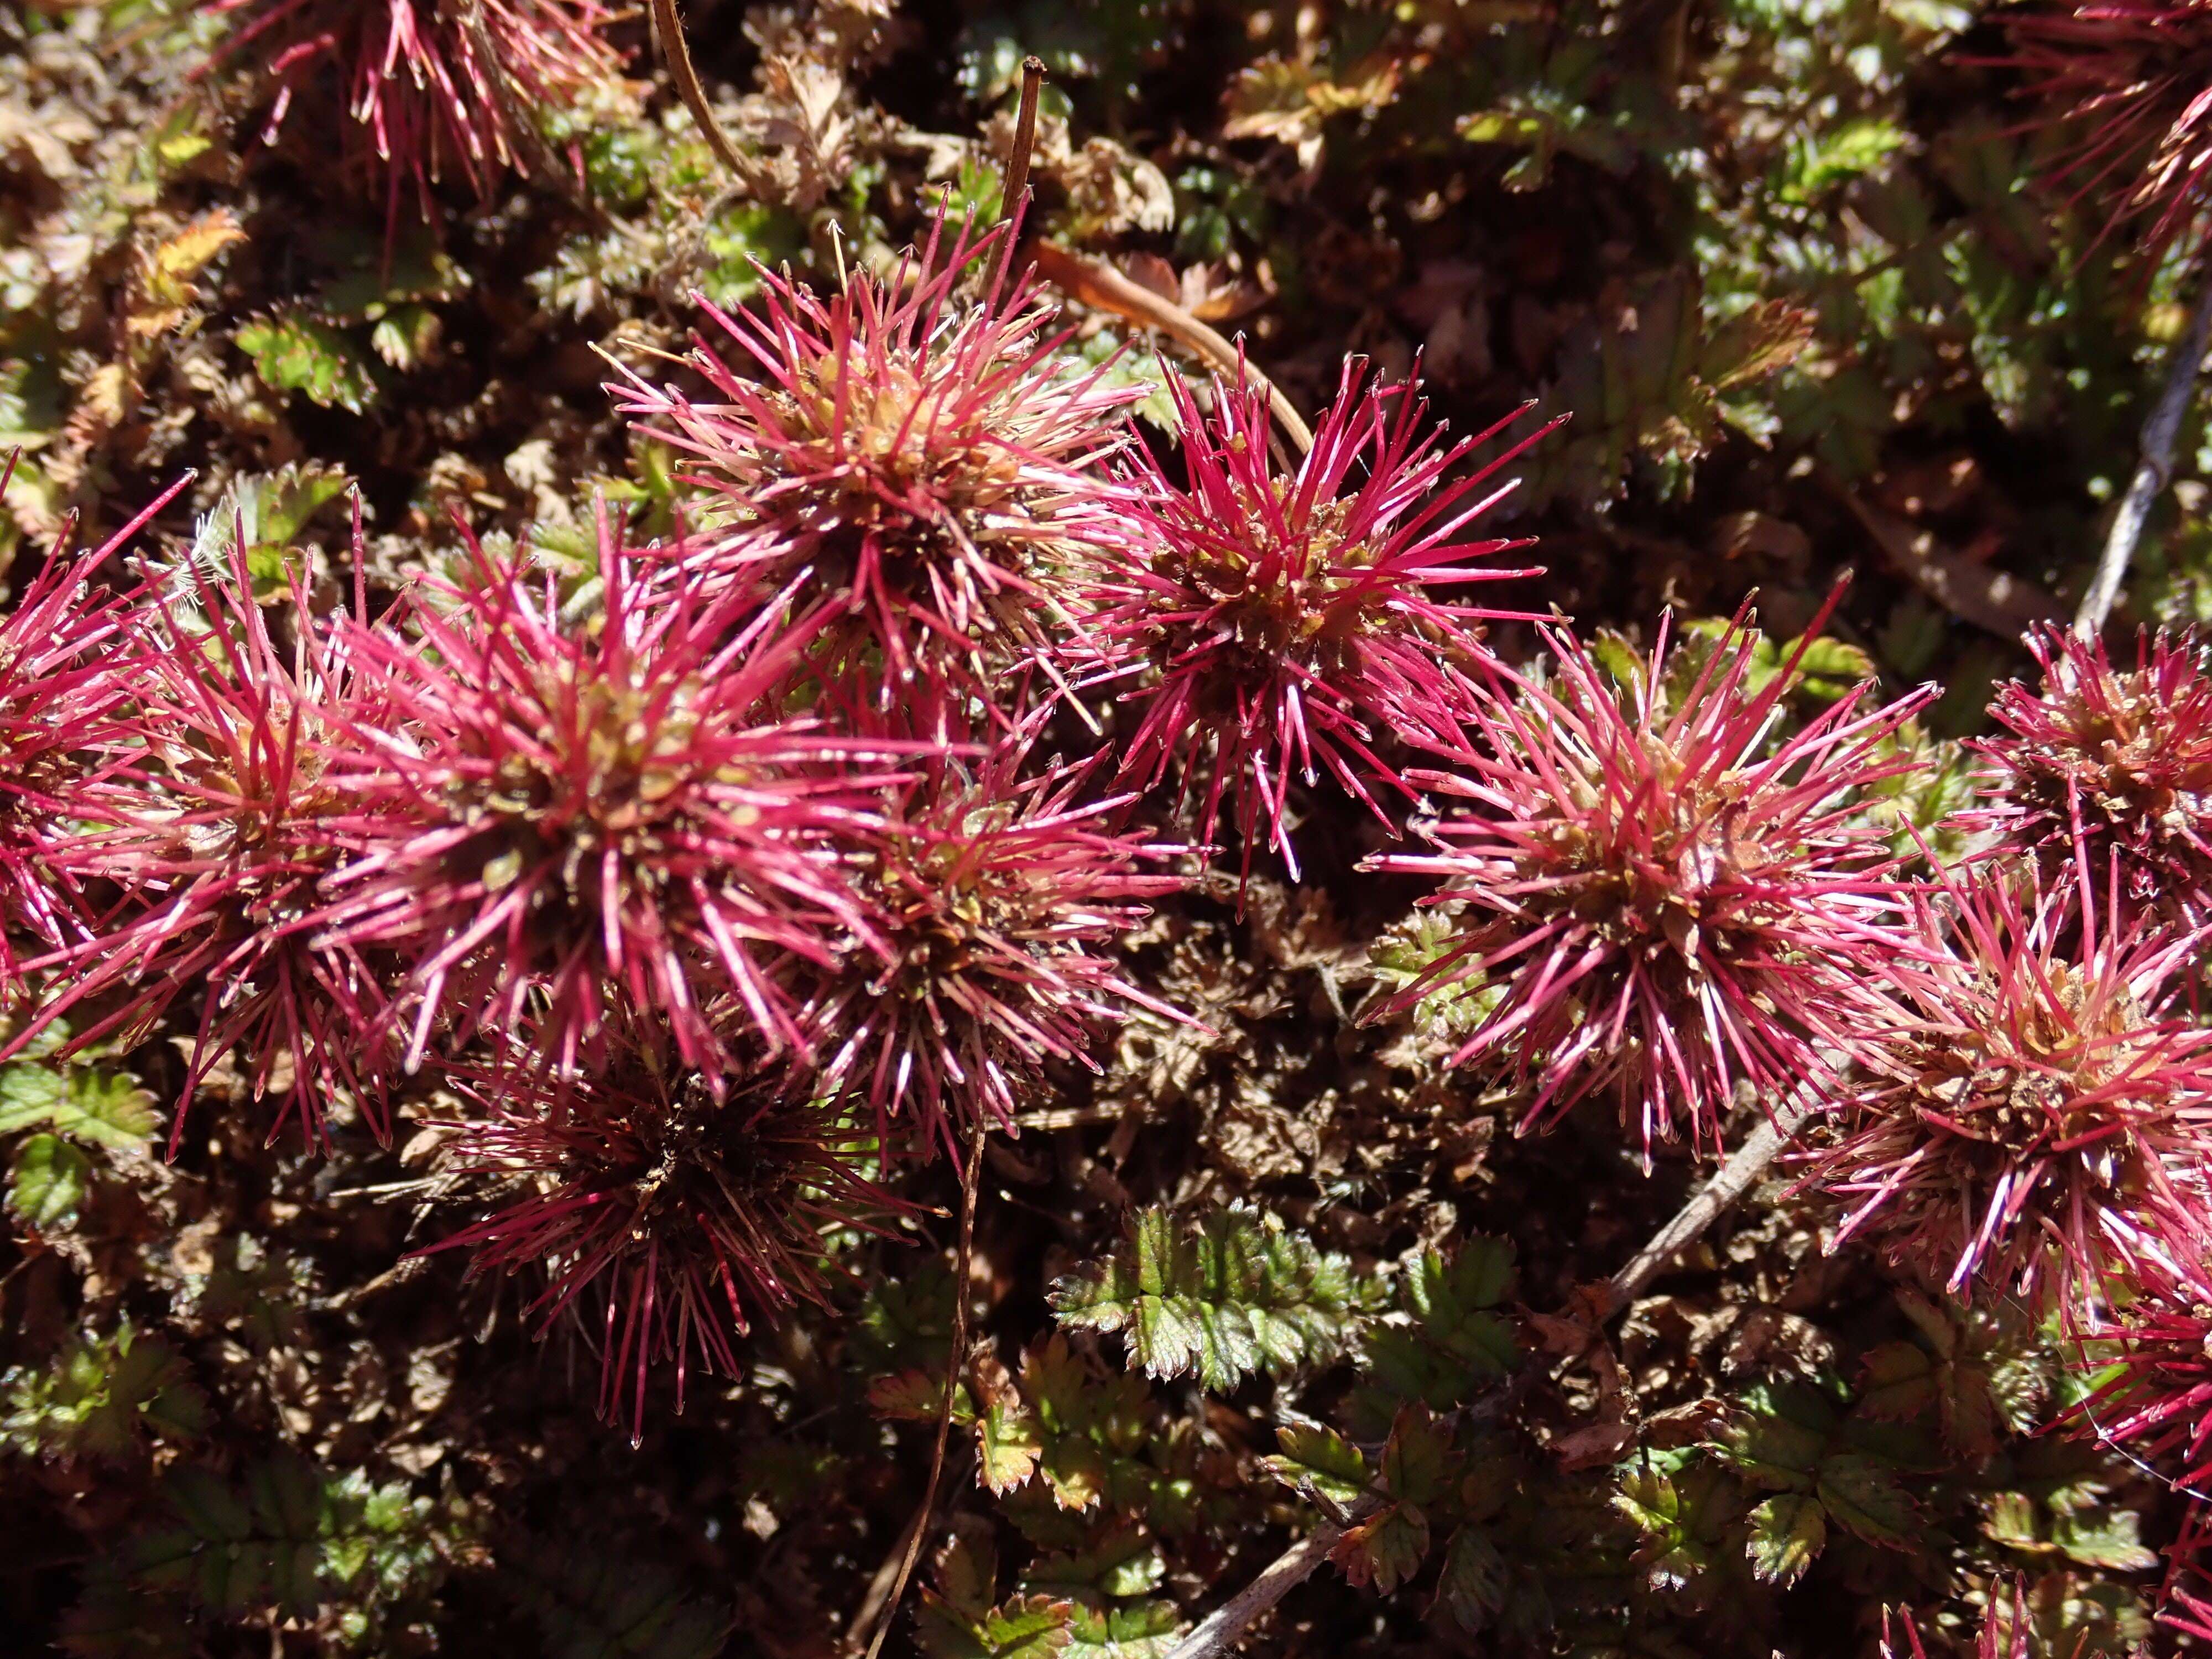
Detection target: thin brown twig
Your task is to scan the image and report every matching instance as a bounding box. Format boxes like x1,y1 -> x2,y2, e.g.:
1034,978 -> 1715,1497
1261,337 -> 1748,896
987,58 -> 1046,299
1602,1090 -> 1820,1319
649,0 -> 750,187
2077,269 -> 2212,638
1157,1092 -> 1820,1659
862,1121 -> 988,1659
1027,241 -> 1316,459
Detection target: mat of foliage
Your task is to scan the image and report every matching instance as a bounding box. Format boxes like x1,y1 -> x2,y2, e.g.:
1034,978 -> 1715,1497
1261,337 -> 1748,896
3,1 -> 2209,1656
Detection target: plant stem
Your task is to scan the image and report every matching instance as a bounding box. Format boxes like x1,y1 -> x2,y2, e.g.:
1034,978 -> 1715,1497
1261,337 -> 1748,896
1603,1091 -> 1818,1318
1157,1094 -> 1816,1659
649,0 -> 750,187
2077,270 -> 2212,638
987,58 -> 1046,299
1028,242 -> 1317,459
862,1122 -> 988,1659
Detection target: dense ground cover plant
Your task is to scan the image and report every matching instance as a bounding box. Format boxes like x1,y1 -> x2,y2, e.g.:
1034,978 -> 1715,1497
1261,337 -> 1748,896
20,0 -> 2212,1654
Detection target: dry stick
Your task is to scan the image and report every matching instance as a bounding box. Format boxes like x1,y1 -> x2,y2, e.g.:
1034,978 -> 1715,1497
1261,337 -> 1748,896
987,58 -> 1046,298
2077,270 -> 2212,638
1601,1089 -> 1820,1319
1027,241 -> 1317,460
861,1121 -> 988,1659
649,0 -> 751,185
1157,1094 -> 1822,1659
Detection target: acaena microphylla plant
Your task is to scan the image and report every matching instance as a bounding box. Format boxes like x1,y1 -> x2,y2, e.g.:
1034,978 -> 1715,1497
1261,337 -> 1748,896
785,728 -> 1191,1158
311,504 -> 909,1088
16,533 -> 396,1149
2000,1 -> 2212,267
202,1 -> 628,226
427,1034 -> 902,1444
1800,854 -> 2212,1312
1973,625 -> 2212,928
611,215 -> 1139,728
1089,358 -> 1548,881
0,468 -> 196,984
1364,596 -> 1933,1158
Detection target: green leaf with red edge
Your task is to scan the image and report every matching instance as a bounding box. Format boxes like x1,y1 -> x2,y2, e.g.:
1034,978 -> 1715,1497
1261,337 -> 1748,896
1329,1502 -> 1430,1595
1381,1405 -> 1451,1509
1261,1423 -> 1368,1510
1859,1342 -> 1938,1423
1814,1455 -> 1919,1550
1433,1525 -> 1507,1630
1745,1494 -> 1826,1587
978,1395 -> 1045,1496
867,1370 -> 975,1423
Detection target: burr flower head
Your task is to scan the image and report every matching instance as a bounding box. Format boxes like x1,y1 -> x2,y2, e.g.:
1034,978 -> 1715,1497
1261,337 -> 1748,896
2064,1266 -> 2212,1493
2000,0 -> 2212,265
201,0 -> 628,217
26,541 -> 394,1147
787,734 -> 1188,1157
1092,359 -> 1545,879
1365,599 -> 1931,1156
613,217 -> 1138,722
431,1043 -> 896,1443
314,507 -> 900,1086
1804,858 -> 2212,1311
0,547 -> 147,980
1974,625 -> 2212,927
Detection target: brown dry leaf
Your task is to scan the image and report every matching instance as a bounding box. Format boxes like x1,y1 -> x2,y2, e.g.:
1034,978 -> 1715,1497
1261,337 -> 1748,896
1552,1420 -> 1636,1470
1224,54 -> 1402,170
129,208 -> 246,340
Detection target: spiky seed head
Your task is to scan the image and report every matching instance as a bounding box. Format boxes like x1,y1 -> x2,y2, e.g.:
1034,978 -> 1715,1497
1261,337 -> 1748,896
24,539 -> 395,1147
430,1041 -> 896,1443
313,506 -> 902,1087
613,216 -> 1138,724
787,734 -> 1189,1157
1974,625 -> 2212,927
201,0 -> 628,218
2000,0 -> 2212,266
1365,598 -> 1932,1157
1803,858 -> 2212,1312
1092,359 -> 1546,880
2065,1266 -> 2212,1494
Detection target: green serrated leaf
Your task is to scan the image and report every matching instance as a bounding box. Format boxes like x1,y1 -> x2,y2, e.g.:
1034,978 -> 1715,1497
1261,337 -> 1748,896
236,310 -> 380,413
9,1133 -> 88,1227
1434,1525 -> 1507,1629
917,1592 -> 1073,1659
979,1395 -> 1045,1496
1261,1423 -> 1368,1510
1329,1501 -> 1430,1595
1815,1454 -> 1918,1549
1745,1493 -> 1826,1586
1859,1342 -> 1937,1423
1049,1206 -> 1360,1393
2048,1507 -> 2160,1572
1062,1601 -> 1182,1659
1381,1405 -> 1452,1509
